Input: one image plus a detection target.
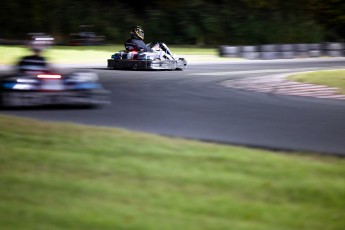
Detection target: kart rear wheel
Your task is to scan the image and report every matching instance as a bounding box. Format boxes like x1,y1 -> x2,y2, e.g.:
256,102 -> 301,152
176,58 -> 187,70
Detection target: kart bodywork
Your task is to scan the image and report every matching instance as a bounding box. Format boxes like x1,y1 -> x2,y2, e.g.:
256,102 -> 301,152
107,43 -> 187,70
0,71 -> 109,108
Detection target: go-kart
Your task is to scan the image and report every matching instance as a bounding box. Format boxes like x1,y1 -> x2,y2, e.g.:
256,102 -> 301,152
107,42 -> 187,70
0,70 -> 110,108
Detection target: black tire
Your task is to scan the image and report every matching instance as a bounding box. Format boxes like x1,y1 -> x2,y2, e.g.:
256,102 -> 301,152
176,58 -> 187,70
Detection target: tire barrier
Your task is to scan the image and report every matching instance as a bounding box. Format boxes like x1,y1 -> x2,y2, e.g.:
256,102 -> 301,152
241,46 -> 260,60
325,43 -> 344,57
219,42 -> 344,59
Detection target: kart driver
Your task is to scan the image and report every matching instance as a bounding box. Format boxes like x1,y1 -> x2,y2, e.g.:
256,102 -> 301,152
124,26 -> 153,52
17,39 -> 50,73
124,26 -> 176,60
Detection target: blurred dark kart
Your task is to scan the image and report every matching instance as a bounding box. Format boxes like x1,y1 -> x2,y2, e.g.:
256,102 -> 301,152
0,70 -> 110,108
107,42 -> 187,70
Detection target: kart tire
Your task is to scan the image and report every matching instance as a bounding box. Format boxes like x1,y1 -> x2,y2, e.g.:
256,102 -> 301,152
176,58 -> 187,70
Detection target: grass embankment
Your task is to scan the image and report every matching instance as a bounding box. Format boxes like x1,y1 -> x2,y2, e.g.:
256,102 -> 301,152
0,115 -> 345,230
0,45 -> 222,65
288,69 -> 345,94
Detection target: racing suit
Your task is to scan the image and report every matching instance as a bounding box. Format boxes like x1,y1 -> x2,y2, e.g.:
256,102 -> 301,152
17,55 -> 48,73
124,38 -> 176,60
124,38 -> 153,52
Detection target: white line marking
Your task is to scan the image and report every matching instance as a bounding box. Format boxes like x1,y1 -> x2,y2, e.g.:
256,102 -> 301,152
188,68 -> 320,76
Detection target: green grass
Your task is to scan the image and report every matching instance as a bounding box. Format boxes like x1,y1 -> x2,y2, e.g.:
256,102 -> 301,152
288,69 -> 345,94
0,45 -> 220,65
0,115 -> 345,230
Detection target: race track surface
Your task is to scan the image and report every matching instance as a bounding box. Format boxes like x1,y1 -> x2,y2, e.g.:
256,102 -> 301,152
2,59 -> 345,155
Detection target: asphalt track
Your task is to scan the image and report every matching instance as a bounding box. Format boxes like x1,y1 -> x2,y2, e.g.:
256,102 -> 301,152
1,58 -> 345,155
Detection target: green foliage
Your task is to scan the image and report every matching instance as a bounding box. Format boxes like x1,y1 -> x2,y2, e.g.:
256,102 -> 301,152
288,70 -> 345,94
1,115 -> 345,229
0,45 -> 223,65
0,0 -> 342,44
308,0 -> 345,40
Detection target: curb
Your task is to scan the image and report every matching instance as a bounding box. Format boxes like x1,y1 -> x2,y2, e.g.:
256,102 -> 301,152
221,71 -> 345,100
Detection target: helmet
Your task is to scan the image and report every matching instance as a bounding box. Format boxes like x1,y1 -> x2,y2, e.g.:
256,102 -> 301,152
27,33 -> 54,53
130,26 -> 144,40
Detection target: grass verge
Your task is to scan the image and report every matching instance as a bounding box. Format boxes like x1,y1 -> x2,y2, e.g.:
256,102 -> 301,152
0,115 -> 345,230
0,45 -> 225,65
288,69 -> 345,94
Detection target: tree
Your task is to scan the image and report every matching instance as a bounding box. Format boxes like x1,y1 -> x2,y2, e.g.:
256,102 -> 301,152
0,0 -> 342,44
308,0 -> 345,40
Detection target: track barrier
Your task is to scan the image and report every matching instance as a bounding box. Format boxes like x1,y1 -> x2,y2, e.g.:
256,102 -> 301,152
219,42 -> 344,59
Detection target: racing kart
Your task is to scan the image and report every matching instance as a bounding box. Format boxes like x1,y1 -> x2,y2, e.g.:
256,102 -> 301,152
107,42 -> 187,70
0,70 -> 110,108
